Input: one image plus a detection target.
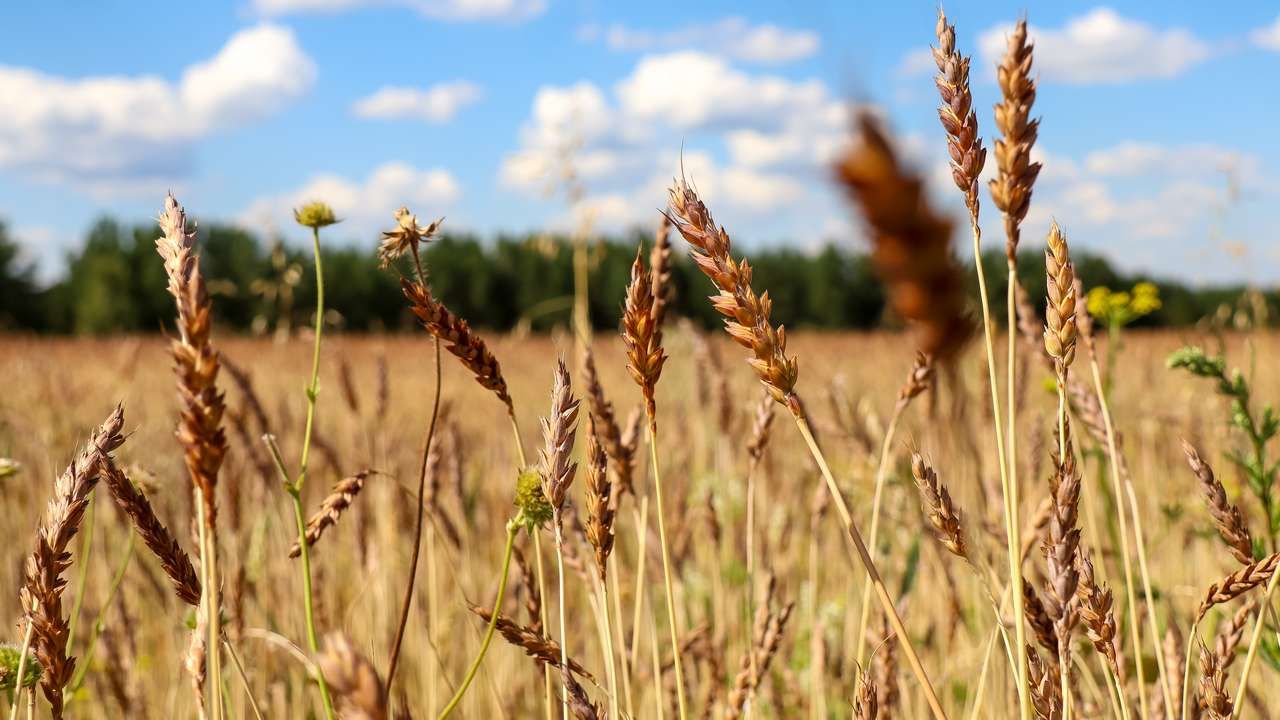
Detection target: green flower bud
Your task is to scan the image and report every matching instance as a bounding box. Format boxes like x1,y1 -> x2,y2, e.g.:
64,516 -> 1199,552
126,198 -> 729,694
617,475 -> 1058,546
512,467 -> 552,532
0,643 -> 41,692
294,202 -> 339,230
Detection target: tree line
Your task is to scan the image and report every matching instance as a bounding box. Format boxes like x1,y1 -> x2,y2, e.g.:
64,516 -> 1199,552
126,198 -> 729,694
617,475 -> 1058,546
0,217 -> 1267,335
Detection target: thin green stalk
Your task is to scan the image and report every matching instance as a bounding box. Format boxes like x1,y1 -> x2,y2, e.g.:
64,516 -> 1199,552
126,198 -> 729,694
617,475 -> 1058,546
286,224 -> 336,720
68,533 -> 135,698
647,421 -> 688,720
438,524 -> 518,719
65,496 -> 95,652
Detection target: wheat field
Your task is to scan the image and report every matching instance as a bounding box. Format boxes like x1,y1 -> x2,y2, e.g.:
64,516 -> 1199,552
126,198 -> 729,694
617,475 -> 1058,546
1,325 -> 1277,718
2,7 -> 1279,720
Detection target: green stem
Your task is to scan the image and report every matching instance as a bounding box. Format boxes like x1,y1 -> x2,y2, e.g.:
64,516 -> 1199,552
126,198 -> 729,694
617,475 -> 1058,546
289,224 -> 335,720
66,495 -> 96,651
68,533 -> 135,697
289,486 -> 334,718
438,524 -> 518,719
298,225 -> 325,492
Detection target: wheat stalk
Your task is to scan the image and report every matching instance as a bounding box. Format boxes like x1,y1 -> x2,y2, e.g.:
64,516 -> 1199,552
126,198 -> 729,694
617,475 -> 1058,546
17,406 -> 125,719
669,177 -> 946,719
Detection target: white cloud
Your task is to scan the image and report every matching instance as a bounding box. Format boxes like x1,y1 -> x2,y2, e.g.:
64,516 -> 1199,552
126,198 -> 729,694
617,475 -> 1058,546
1082,142 -> 1260,181
352,81 -> 482,123
500,51 -> 846,197
240,162 -> 461,239
580,17 -> 819,65
895,47 -> 935,77
0,24 -> 313,189
1250,16 -> 1280,51
978,8 -> 1211,84
617,52 -> 832,129
251,0 -> 544,21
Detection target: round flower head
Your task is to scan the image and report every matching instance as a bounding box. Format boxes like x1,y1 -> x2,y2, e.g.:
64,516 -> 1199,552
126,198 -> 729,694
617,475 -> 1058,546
294,202 -> 339,230
513,467 -> 553,532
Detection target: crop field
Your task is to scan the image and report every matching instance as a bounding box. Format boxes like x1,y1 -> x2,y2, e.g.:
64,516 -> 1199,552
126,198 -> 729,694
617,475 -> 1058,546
1,5 -> 1278,720
2,324 -> 1279,718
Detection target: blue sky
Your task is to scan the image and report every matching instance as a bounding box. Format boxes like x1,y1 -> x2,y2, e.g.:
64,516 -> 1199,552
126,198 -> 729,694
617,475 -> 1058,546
1,1 -> 1277,284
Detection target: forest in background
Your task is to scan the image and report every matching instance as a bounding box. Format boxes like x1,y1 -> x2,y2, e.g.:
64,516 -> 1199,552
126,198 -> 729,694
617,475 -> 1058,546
0,217 -> 1267,334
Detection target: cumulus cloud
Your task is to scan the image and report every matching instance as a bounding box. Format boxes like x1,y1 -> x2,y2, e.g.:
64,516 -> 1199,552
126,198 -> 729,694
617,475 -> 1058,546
0,24 -> 313,190
500,52 -> 849,243
251,0 -> 544,21
352,81 -> 482,123
1251,16 -> 1280,51
240,162 -> 461,239
1014,140 -> 1256,251
578,17 -> 819,64
978,8 -> 1211,84
500,52 -> 845,192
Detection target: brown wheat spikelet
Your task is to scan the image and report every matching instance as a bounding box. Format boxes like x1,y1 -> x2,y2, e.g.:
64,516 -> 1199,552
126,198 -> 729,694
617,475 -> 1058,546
1027,646 -> 1063,720
561,665 -> 603,720
1214,597 -> 1255,674
1182,439 -> 1255,565
20,405 -> 126,718
1198,640 -> 1232,720
1023,581 -> 1060,660
989,17 -> 1041,260
622,246 -> 667,422
1162,623 -> 1186,720
1076,551 -> 1122,681
582,415 -> 614,582
911,454 -> 967,558
853,666 -> 878,720
401,278 -> 512,411
101,458 -> 202,605
318,634 -> 388,720
289,470 -> 376,558
467,604 -> 594,679
871,613 -> 900,717
1043,417 -> 1081,656
724,579 -> 794,719
156,193 -> 228,531
582,345 -> 638,499
1043,221 -> 1077,378
933,8 -> 986,215
1197,551 -> 1280,621
745,391 -> 776,468
667,180 -> 799,408
650,214 -> 674,332
539,359 -> 580,513
897,352 -> 934,409
836,113 -> 972,360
